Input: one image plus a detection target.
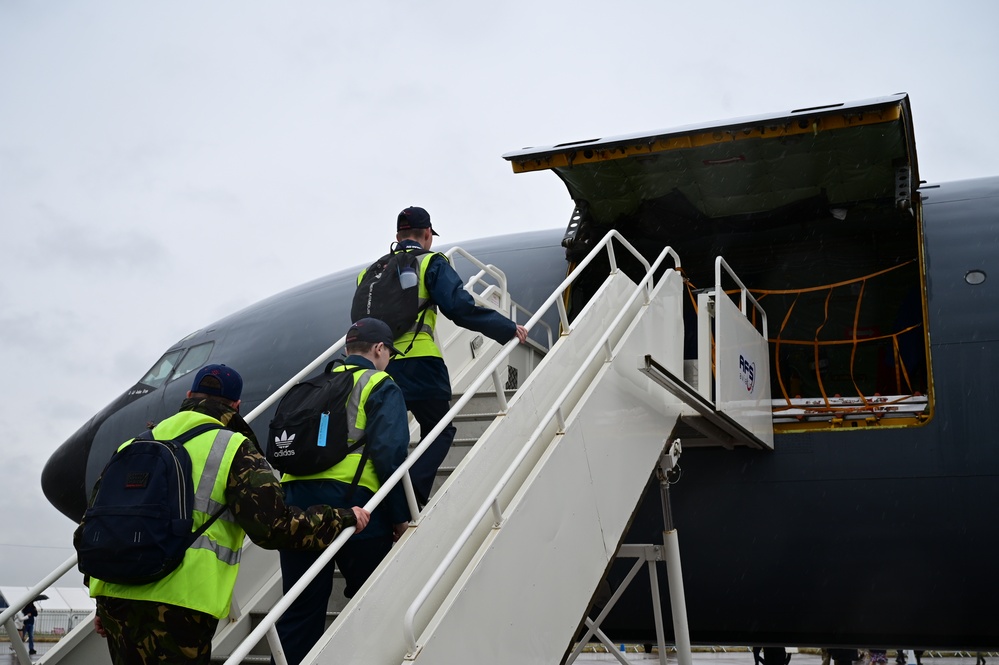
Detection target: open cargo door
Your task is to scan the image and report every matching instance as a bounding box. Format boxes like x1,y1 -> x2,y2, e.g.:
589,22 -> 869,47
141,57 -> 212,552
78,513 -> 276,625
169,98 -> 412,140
505,93 -> 930,435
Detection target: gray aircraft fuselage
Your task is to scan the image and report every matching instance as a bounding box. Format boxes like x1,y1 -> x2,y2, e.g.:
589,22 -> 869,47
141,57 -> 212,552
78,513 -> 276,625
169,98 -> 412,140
44,102 -> 999,649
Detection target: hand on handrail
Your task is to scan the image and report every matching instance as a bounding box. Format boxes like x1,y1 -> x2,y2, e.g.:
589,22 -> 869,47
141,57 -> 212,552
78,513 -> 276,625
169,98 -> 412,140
350,506 -> 371,533
514,325 -> 528,343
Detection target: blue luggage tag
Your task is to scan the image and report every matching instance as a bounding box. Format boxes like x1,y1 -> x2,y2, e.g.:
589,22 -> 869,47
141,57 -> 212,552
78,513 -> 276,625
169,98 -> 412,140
317,412 -> 329,447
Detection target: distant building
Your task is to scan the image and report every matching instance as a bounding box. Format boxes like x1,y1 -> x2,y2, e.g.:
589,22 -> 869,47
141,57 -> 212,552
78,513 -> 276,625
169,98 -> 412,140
0,586 -> 95,636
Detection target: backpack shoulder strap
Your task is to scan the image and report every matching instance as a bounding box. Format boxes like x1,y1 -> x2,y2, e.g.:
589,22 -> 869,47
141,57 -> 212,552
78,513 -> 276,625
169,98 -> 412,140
325,358 -> 368,375
172,422 -> 225,445
129,422 -> 224,449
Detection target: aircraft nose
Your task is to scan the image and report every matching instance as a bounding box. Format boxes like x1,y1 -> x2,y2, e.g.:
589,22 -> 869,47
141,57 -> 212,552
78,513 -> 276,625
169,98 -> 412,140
41,417 -> 99,522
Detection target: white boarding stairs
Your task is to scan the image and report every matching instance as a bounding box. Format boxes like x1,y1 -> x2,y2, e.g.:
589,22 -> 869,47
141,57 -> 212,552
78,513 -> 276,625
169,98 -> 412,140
268,237 -> 771,665
15,237 -> 773,665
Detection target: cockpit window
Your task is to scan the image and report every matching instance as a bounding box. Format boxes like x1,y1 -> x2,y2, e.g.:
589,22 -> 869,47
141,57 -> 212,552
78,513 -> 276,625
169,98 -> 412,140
139,350 -> 185,388
137,342 -> 215,389
171,342 -> 215,383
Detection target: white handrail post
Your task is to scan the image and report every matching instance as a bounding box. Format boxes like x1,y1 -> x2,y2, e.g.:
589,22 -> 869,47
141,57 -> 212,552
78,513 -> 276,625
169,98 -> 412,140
606,239 -> 618,272
266,623 -> 290,665
490,498 -> 503,526
5,617 -> 31,664
490,369 -> 509,412
402,471 -> 420,521
556,293 -> 570,332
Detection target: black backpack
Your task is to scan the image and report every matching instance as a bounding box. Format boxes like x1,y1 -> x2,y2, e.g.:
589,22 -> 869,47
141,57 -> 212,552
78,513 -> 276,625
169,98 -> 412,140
74,423 -> 231,585
351,247 -> 433,341
267,362 -> 369,483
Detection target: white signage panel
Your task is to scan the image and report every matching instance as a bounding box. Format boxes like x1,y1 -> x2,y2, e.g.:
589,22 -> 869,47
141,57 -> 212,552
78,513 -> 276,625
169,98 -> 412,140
714,294 -> 773,448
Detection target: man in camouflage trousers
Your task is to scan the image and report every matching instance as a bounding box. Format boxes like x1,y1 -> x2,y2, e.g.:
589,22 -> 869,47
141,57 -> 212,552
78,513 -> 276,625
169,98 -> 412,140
90,364 -> 370,664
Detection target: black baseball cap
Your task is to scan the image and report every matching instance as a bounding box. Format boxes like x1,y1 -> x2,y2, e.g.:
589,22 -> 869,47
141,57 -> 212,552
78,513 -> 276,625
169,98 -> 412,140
397,206 -> 439,236
346,318 -> 402,356
190,364 -> 243,401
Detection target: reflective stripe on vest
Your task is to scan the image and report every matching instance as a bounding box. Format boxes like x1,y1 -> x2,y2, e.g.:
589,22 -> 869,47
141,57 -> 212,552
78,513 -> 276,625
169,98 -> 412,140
280,367 -> 391,492
394,250 -> 445,359
192,430 -> 241,566
344,367 -> 384,441
190,534 -> 240,566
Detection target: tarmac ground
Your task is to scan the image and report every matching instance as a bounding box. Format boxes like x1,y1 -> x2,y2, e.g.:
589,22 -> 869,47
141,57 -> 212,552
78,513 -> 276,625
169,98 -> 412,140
3,640 -> 996,663
572,650 -> 996,665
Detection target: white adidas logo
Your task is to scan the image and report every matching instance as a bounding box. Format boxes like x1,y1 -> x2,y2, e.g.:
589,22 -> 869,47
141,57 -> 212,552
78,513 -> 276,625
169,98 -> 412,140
273,431 -> 296,450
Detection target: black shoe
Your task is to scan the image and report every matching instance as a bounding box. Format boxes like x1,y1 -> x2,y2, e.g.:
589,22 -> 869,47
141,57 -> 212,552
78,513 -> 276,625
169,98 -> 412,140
29,650 -> 36,655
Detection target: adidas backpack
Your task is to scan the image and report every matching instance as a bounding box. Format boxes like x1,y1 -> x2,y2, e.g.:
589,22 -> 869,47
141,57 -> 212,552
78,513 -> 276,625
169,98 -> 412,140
74,423 -> 231,585
351,247 -> 432,340
267,362 -> 367,478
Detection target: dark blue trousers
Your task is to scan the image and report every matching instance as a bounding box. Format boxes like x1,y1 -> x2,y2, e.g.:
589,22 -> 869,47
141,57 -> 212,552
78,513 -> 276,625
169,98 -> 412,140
274,536 -> 392,665
405,398 -> 457,506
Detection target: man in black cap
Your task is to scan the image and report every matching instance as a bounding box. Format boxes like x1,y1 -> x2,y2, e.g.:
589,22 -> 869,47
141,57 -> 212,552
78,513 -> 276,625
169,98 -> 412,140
275,318 -> 411,665
366,206 -> 527,507
90,363 -> 370,665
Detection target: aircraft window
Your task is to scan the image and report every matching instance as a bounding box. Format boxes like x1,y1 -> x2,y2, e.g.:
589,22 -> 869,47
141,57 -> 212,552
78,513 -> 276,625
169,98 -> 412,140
138,350 -> 185,389
965,270 -> 986,286
170,342 -> 215,382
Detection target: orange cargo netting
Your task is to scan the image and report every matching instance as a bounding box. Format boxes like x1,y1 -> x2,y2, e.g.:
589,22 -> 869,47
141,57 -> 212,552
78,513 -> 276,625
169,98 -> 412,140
683,260 -> 924,419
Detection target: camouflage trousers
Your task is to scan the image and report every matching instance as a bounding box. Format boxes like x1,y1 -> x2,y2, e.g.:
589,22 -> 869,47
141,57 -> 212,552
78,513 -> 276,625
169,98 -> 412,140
96,597 -> 219,664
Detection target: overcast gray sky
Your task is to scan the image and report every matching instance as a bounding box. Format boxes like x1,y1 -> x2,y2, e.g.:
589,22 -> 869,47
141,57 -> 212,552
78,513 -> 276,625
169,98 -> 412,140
1,1 -> 997,588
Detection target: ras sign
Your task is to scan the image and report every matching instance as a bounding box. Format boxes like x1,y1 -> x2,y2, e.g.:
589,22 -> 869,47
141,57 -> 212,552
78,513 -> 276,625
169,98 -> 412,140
739,354 -> 756,393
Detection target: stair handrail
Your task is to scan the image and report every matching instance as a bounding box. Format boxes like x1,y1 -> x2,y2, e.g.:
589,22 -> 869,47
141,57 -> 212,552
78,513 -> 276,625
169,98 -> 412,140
447,246 -> 511,312
243,336 -> 347,425
402,239 -> 681,653
0,553 -> 78,665
714,255 -> 768,338
454,252 -> 560,349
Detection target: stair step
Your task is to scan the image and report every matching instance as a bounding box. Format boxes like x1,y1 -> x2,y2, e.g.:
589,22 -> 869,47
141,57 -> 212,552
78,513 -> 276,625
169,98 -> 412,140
212,655 -> 271,664
410,437 -> 477,449
453,411 -> 502,422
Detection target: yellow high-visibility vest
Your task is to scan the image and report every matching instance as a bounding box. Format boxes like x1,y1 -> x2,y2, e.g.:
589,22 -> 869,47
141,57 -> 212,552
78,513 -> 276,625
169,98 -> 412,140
89,411 -> 246,619
281,365 -> 392,492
